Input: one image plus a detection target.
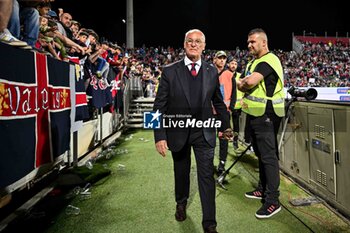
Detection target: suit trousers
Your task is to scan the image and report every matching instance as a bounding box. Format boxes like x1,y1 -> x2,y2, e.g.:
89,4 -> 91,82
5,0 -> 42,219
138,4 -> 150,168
172,131 -> 216,228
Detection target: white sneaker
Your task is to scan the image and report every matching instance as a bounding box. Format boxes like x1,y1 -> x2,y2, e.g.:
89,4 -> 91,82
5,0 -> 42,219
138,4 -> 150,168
245,146 -> 254,155
246,148 -> 252,155
0,29 -> 28,47
21,45 -> 33,50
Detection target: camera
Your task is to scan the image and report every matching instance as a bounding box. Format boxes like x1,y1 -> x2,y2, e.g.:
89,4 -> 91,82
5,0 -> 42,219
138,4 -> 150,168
287,86 -> 318,101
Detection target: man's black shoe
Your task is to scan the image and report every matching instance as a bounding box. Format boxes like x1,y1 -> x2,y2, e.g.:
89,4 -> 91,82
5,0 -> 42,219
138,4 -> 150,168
245,189 -> 264,200
255,202 -> 281,219
204,225 -> 218,233
175,204 -> 186,221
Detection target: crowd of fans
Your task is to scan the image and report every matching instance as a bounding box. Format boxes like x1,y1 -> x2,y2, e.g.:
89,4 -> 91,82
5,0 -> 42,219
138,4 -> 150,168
1,1 -> 350,120
280,40 -> 350,87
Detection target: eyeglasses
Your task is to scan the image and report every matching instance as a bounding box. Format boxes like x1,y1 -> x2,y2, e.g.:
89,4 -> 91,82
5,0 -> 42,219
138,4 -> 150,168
185,39 -> 203,45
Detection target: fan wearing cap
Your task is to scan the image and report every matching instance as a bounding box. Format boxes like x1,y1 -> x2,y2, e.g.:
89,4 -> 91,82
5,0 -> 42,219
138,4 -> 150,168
47,10 -> 58,19
70,20 -> 81,38
212,50 -> 237,176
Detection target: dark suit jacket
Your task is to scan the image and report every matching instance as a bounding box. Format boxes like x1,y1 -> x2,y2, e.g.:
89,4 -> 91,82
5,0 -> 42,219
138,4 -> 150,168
153,59 -> 230,152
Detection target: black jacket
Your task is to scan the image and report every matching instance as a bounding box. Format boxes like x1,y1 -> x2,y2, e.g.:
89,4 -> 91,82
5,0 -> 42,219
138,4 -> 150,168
153,59 -> 230,152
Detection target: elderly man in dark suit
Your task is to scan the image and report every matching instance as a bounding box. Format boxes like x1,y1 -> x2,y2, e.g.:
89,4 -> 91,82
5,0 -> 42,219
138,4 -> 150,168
153,29 -> 231,233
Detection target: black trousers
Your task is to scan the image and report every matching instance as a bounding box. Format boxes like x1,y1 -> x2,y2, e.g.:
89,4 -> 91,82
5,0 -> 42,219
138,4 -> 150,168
232,109 -> 252,143
219,138 -> 228,162
247,113 -> 282,205
244,114 -> 252,144
214,114 -> 228,162
232,109 -> 241,138
172,131 -> 216,229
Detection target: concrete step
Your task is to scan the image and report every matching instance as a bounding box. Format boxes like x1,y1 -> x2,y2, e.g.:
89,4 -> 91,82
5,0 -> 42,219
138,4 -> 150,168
132,97 -> 155,103
127,118 -> 143,123
130,103 -> 154,108
125,123 -> 144,128
128,108 -> 153,112
128,113 -> 143,117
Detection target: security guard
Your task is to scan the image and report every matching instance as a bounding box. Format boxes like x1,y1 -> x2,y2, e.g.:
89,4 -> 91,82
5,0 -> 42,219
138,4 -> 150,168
237,28 -> 285,219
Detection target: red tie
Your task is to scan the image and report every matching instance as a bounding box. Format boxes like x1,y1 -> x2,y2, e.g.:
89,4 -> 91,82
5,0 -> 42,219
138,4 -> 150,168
190,63 -> 197,76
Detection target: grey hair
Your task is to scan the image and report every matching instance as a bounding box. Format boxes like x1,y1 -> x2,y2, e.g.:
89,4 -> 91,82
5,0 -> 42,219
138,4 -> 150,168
184,29 -> 206,42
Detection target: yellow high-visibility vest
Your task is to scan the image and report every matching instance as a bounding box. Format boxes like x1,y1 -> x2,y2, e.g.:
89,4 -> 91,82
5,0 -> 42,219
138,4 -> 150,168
234,72 -> 244,109
242,52 -> 285,117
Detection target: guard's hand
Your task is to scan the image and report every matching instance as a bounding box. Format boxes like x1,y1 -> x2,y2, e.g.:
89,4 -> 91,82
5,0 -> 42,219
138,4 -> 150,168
155,140 -> 168,157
